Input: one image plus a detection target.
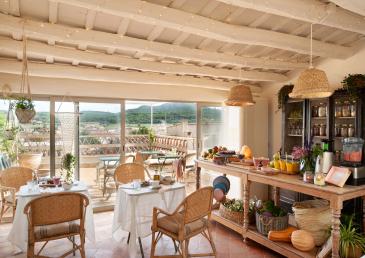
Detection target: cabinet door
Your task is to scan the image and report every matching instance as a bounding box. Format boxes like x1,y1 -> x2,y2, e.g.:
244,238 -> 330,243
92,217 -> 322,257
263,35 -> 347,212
282,101 -> 305,154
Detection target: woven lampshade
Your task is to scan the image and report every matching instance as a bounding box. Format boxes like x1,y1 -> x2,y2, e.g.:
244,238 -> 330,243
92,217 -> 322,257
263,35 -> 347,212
289,68 -> 333,99
224,84 -> 255,106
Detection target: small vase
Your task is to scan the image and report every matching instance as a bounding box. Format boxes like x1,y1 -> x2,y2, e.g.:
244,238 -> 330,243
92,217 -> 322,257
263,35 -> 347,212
62,182 -> 73,190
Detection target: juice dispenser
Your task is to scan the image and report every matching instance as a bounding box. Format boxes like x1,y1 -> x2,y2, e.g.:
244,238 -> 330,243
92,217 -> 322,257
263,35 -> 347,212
342,137 -> 364,165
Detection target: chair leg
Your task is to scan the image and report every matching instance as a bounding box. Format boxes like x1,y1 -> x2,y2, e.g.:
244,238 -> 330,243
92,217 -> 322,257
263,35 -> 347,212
127,232 -> 130,244
181,241 -> 187,258
80,233 -> 86,258
185,239 -> 189,258
0,203 -> 5,222
72,236 -> 76,256
27,242 -> 35,258
173,239 -> 178,253
150,231 -> 156,258
12,205 -> 16,221
138,237 -> 144,258
207,227 -> 216,256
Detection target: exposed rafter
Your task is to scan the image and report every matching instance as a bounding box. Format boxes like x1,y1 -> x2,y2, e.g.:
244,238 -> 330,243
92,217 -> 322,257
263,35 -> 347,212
53,0 -> 353,58
329,0 -> 365,17
0,37 -> 287,82
0,59 -> 239,91
8,0 -> 20,16
215,0 -> 365,35
49,0 -> 58,24
85,10 -> 96,30
0,14 -> 307,71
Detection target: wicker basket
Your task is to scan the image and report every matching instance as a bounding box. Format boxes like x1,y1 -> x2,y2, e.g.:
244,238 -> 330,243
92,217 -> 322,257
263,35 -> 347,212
15,108 -> 36,124
255,212 -> 288,236
292,199 -> 331,246
219,204 -> 244,225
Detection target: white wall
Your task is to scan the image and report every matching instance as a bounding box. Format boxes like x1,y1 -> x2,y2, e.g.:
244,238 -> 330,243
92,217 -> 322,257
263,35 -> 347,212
262,44 -> 365,157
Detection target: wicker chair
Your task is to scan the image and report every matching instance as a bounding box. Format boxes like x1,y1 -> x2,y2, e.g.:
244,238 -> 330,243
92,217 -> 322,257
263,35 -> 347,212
23,192 -> 89,258
114,162 -> 149,258
150,186 -> 216,258
0,166 -> 33,222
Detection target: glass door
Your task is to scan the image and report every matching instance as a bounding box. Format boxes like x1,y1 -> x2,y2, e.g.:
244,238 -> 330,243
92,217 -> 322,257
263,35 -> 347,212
78,102 -> 122,208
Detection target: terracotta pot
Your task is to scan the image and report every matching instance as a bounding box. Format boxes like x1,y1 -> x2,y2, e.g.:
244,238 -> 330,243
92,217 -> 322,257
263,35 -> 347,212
18,153 -> 42,170
346,246 -> 362,258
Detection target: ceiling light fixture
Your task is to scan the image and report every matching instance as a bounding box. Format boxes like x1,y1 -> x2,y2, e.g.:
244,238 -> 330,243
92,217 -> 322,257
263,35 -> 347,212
224,68 -> 255,106
289,24 -> 333,99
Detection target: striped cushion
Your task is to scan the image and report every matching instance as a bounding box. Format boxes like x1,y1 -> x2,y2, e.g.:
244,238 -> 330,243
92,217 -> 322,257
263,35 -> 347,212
34,221 -> 80,240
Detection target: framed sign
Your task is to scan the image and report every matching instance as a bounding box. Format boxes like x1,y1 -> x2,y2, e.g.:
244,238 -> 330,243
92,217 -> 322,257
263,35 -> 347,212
325,166 -> 351,187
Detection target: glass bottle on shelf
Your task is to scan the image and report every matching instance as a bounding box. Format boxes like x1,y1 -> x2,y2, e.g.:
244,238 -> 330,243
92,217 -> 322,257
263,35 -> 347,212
350,100 -> 356,117
318,103 -> 327,117
348,124 -> 355,137
312,105 -> 318,117
335,101 -> 342,117
342,101 -> 350,117
313,124 -> 319,136
319,124 -> 326,136
341,124 -> 348,137
335,124 -> 341,137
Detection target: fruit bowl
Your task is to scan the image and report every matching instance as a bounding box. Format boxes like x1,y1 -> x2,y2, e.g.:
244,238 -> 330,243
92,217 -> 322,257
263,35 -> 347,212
253,157 -> 270,169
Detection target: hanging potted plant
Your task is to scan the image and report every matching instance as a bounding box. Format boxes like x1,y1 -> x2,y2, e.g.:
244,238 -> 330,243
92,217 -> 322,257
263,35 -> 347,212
340,74 -> 365,101
14,97 -> 36,124
277,84 -> 294,110
61,152 -> 76,190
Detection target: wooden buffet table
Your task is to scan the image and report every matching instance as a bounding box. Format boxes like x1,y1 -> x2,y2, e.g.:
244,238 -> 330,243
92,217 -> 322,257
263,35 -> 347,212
195,159 -> 365,258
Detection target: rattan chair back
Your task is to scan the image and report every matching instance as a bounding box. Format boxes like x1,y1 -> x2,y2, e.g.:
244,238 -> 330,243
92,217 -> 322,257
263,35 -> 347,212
183,186 -> 213,224
24,192 -> 89,226
0,166 -> 33,191
114,162 -> 145,185
135,152 -> 146,165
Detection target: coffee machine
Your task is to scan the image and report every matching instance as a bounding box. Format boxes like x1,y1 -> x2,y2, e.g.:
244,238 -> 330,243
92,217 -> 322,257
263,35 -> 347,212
341,137 -> 365,186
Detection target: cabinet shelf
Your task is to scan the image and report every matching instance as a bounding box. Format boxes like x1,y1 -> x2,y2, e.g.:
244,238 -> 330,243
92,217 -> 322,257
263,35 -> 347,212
311,116 -> 327,119
335,116 -> 355,119
287,117 -> 303,120
313,136 -> 327,139
287,134 -> 303,137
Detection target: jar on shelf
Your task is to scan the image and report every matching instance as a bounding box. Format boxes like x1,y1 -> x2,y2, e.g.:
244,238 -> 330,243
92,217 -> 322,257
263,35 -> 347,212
335,101 -> 342,117
348,124 -> 355,137
319,124 -> 326,136
342,101 -> 350,117
335,124 -> 341,137
350,101 -> 356,117
313,124 -> 319,136
341,124 -> 348,137
318,103 -> 327,117
312,105 -> 318,117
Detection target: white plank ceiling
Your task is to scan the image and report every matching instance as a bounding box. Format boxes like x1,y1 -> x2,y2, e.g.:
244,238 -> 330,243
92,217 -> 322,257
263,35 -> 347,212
0,0 -> 364,92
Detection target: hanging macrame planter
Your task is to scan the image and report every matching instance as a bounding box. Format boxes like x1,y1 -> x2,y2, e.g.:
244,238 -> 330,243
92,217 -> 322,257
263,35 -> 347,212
4,102 -> 17,140
15,35 -> 36,124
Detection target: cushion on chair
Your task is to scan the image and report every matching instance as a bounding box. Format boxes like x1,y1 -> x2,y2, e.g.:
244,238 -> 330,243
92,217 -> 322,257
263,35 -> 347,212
34,220 -> 80,240
157,213 -> 208,237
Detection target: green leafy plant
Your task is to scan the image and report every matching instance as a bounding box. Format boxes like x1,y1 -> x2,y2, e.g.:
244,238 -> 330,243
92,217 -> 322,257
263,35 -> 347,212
61,153 -> 76,183
341,74 -> 365,101
339,214 -> 365,258
14,97 -> 35,111
148,128 -> 156,149
257,200 -> 287,217
223,199 -> 243,212
277,84 -> 294,110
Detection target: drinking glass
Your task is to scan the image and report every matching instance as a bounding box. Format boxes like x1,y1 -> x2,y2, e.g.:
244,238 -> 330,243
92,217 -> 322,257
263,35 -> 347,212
133,179 -> 141,190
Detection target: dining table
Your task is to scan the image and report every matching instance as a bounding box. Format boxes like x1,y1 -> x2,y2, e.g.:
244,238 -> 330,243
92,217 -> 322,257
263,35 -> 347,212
141,151 -> 181,172
7,181 -> 95,254
112,182 -> 186,258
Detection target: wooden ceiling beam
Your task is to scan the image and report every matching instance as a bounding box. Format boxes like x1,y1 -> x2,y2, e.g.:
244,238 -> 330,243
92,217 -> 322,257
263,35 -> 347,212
49,0 -> 58,24
0,59 -> 238,91
85,10 -> 97,30
8,0 -> 20,16
329,0 -> 365,17
0,37 -> 287,82
53,0 -> 354,58
215,0 -> 365,35
0,14 -> 307,71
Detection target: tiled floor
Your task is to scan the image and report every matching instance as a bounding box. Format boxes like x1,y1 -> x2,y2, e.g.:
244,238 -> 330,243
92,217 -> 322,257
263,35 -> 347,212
0,211 -> 283,258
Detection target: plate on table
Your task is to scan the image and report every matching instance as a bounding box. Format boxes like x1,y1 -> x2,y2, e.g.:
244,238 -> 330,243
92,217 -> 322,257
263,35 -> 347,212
149,185 -> 162,190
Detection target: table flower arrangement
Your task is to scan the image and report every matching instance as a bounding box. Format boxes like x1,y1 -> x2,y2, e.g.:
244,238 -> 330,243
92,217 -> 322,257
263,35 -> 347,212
291,143 -> 323,175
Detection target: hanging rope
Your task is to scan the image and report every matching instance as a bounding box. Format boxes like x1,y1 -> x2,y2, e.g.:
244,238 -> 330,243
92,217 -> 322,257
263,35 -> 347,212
309,23 -> 313,68
20,21 -> 32,100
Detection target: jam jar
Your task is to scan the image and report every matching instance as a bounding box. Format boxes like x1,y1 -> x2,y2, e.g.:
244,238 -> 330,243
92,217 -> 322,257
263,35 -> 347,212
350,101 -> 356,117
348,124 -> 355,137
341,124 -> 348,137
313,124 -> 319,136
335,101 -> 342,117
342,101 -> 350,117
318,103 -> 327,117
335,124 -> 341,137
312,105 -> 318,117
319,124 -> 326,136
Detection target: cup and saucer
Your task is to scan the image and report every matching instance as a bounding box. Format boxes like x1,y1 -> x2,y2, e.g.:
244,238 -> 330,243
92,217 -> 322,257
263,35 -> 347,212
149,180 -> 161,190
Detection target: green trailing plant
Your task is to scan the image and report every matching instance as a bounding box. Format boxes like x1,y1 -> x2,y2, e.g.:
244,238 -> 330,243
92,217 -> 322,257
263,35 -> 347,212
277,84 -> 294,110
339,214 -> 365,258
148,128 -> 156,149
257,200 -> 287,217
341,74 -> 365,101
14,97 -> 35,111
61,153 -> 76,183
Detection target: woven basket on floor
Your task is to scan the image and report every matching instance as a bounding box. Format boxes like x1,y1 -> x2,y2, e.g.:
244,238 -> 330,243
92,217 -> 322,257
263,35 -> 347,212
292,199 -> 331,246
219,204 -> 244,225
256,212 -> 288,236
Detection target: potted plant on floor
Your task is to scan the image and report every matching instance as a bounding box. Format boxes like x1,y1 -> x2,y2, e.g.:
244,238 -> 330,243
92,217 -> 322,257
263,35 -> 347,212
14,97 -> 36,124
340,215 -> 365,258
61,152 -> 76,190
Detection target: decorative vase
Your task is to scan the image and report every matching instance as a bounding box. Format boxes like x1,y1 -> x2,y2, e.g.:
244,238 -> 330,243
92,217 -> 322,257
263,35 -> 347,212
62,182 -> 73,190
18,153 -> 43,170
15,108 -> 36,124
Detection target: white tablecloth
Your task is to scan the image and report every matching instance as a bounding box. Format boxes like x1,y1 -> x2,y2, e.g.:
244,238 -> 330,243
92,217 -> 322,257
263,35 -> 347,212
7,182 -> 95,253
112,183 -> 186,258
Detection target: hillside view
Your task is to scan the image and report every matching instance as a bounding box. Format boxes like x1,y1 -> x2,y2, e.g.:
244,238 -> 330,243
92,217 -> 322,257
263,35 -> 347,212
0,103 -> 222,127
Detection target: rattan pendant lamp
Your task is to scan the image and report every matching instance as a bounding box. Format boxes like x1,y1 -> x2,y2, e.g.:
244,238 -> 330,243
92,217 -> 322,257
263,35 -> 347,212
224,69 -> 255,106
289,24 -> 333,99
